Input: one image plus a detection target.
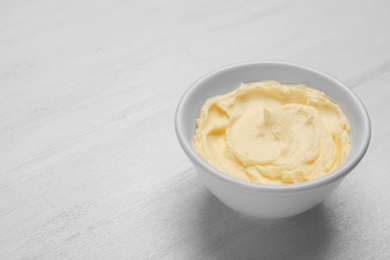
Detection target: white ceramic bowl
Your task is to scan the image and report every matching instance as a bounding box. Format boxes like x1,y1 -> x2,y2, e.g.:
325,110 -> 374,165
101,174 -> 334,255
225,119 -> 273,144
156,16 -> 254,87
175,61 -> 371,218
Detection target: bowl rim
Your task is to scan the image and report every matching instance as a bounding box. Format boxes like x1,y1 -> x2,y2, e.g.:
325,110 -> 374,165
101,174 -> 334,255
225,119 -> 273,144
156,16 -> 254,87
175,60 -> 371,193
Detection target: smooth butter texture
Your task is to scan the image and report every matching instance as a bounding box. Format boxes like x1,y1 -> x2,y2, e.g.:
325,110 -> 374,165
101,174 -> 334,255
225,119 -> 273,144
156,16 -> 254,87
193,81 -> 351,184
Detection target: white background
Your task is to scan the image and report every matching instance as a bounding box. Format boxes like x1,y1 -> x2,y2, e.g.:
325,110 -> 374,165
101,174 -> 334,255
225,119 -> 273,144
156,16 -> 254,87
1,0 -> 389,259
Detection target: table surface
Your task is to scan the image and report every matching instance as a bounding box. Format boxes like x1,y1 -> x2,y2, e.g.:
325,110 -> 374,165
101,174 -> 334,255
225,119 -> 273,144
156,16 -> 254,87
1,0 -> 390,259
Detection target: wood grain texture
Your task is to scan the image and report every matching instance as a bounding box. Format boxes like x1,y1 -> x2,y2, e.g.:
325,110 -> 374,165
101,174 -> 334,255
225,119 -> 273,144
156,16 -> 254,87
1,0 -> 390,259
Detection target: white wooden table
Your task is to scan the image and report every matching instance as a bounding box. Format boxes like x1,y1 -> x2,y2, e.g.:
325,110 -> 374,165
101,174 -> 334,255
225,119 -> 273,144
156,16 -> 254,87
1,0 -> 390,259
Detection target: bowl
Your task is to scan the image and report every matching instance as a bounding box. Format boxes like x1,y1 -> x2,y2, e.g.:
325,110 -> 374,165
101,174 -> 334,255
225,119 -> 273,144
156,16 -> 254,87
175,61 -> 371,218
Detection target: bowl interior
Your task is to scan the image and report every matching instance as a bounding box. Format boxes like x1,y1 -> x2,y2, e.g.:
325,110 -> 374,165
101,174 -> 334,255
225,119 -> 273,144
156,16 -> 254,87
176,61 -> 370,186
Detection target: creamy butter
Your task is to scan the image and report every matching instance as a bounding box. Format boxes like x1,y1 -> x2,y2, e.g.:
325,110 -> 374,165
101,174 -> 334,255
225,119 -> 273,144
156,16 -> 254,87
193,81 -> 351,184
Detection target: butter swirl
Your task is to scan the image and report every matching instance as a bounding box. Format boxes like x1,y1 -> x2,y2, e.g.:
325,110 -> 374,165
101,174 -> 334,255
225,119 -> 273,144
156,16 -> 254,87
193,81 -> 351,184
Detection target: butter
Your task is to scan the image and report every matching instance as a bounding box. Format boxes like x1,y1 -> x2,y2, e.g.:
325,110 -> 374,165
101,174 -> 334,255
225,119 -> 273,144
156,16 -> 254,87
193,81 -> 351,184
